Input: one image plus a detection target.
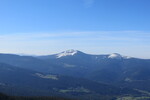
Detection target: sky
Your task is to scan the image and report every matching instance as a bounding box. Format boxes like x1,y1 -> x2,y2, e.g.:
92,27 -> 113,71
0,0 -> 150,58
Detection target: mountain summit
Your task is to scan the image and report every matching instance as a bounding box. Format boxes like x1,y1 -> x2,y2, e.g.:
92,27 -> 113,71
108,53 -> 122,59
56,49 -> 80,58
108,53 -> 132,59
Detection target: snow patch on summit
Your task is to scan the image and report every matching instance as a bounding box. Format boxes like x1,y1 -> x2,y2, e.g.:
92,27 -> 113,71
108,53 -> 132,59
56,49 -> 78,58
108,53 -> 122,59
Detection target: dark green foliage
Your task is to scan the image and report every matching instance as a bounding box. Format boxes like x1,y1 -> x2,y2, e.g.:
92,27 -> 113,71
0,92 -> 72,100
0,62 -> 132,99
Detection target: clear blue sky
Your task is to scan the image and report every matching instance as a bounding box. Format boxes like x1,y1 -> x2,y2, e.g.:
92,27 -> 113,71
0,0 -> 150,58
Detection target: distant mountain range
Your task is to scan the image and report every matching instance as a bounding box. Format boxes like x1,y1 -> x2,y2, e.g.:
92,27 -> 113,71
0,49 -> 150,100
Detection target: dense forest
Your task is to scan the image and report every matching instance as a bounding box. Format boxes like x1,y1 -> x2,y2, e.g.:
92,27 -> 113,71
0,51 -> 150,100
0,92 -> 73,100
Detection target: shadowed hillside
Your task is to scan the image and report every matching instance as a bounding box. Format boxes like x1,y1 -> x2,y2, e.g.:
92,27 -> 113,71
0,92 -> 73,100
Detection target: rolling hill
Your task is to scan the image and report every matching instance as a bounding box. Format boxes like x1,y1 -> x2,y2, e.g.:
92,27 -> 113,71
0,50 -> 150,99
